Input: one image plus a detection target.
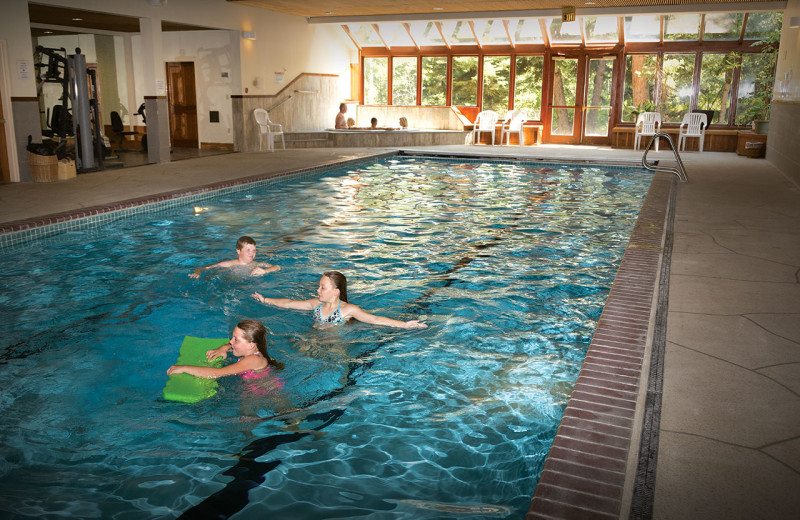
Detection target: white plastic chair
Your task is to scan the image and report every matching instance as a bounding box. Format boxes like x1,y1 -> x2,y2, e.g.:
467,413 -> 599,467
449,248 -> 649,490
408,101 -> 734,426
678,112 -> 707,152
500,110 -> 527,146
634,111 -> 661,151
253,108 -> 285,152
472,110 -> 499,145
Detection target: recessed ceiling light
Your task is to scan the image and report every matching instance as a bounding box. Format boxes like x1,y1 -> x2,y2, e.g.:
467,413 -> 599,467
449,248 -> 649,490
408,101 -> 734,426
326,11 -> 334,14
44,30 -> 53,34
433,7 -> 443,10
72,17 -> 83,21
585,1 -> 596,4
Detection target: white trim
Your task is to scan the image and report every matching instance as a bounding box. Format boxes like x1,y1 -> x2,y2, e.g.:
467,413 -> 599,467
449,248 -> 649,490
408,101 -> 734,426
0,39 -> 21,183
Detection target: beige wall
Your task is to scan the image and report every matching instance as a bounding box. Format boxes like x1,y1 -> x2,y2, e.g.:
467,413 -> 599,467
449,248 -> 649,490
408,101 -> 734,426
768,0 -> 800,185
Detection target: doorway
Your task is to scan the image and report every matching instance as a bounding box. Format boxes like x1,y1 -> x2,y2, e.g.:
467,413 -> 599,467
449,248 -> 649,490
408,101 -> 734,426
546,54 -> 616,145
165,61 -> 198,148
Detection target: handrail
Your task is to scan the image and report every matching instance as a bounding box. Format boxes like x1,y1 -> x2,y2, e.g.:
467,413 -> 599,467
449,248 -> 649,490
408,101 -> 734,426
268,94 -> 293,112
641,132 -> 688,182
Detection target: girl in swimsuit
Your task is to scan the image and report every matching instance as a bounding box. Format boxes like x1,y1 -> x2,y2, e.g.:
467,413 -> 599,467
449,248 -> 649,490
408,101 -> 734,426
166,319 -> 284,379
252,271 -> 427,329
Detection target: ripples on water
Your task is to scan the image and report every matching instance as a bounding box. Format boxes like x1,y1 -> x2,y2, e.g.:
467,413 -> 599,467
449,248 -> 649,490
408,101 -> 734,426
0,158 -> 650,518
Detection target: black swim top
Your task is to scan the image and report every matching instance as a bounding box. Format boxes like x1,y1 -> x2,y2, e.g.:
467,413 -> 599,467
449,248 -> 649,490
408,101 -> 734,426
313,301 -> 345,325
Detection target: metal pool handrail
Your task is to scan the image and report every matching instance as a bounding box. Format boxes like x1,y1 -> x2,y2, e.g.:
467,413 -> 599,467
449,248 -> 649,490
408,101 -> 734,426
641,132 -> 688,182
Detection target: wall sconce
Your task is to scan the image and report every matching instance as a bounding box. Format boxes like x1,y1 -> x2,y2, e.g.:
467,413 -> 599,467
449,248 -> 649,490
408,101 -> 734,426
242,31 -> 256,40
789,16 -> 800,28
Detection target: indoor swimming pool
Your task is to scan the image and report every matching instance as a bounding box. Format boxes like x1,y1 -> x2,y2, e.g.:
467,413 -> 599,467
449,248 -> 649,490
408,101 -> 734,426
0,156 -> 652,519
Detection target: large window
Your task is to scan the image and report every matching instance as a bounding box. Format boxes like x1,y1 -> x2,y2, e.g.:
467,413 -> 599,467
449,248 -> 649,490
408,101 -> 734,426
363,57 -> 388,105
392,57 -> 417,106
514,56 -> 544,119
482,56 -> 510,114
421,57 -> 447,105
622,54 -> 659,122
661,54 -> 696,122
698,53 -> 736,124
451,56 -> 479,106
735,51 -> 778,125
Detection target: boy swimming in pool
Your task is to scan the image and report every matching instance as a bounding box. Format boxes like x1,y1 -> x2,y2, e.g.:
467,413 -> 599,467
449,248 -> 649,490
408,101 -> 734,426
189,235 -> 280,278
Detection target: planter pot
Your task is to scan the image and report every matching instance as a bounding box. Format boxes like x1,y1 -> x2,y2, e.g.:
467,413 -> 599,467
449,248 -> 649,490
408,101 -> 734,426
752,120 -> 769,134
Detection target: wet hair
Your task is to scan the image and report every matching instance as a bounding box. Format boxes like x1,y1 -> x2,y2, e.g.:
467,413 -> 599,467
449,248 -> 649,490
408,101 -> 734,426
370,117 -> 378,126
236,319 -> 284,369
236,236 -> 256,251
322,271 -> 348,303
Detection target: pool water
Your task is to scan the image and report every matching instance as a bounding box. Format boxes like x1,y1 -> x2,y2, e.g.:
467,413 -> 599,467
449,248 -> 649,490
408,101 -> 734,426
0,157 -> 651,519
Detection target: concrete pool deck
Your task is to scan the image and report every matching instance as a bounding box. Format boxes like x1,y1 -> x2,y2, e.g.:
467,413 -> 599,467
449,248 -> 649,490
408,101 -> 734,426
1,145 -> 798,519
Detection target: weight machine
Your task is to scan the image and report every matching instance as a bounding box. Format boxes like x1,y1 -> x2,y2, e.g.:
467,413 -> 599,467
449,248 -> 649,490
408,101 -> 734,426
34,46 -> 105,172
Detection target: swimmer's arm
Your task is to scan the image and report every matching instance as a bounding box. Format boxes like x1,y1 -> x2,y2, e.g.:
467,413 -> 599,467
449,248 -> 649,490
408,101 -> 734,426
249,263 -> 281,276
251,292 -> 316,310
189,259 -> 234,279
167,355 -> 264,379
346,304 -> 428,329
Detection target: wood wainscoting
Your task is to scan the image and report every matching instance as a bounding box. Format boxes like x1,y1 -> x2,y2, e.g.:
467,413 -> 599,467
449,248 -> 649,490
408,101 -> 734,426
611,126 -> 739,152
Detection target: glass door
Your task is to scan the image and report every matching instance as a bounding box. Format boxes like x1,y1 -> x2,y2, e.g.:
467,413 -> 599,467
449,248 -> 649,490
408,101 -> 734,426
547,57 -> 584,144
546,54 -> 615,145
582,57 -> 615,145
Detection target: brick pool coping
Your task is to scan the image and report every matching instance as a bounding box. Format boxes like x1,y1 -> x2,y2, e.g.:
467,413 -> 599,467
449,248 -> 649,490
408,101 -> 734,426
527,174 -> 673,519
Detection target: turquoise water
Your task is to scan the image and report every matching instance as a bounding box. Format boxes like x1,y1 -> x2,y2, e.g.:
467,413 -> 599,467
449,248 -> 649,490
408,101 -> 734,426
0,157 -> 651,519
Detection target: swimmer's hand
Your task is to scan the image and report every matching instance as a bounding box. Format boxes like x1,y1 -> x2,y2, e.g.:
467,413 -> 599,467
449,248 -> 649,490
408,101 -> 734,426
167,365 -> 187,375
404,320 -> 428,329
206,344 -> 229,361
252,292 -> 266,303
188,268 -> 202,279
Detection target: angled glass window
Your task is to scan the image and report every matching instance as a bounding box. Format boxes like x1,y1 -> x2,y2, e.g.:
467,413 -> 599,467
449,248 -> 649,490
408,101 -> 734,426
584,16 -> 618,43
509,18 -> 544,45
624,15 -> 661,42
514,55 -> 544,119
346,23 -> 383,47
407,21 -> 445,46
744,11 -> 783,40
547,18 -> 582,44
482,55 -> 511,114
698,53 -> 736,124
421,56 -> 448,105
664,13 -> 700,41
392,57 -> 418,106
376,22 -> 415,48
473,20 -> 510,45
622,54 -> 659,122
364,57 -> 388,105
661,53 -> 696,122
441,20 -> 476,46
703,12 -> 744,41
451,56 -> 479,106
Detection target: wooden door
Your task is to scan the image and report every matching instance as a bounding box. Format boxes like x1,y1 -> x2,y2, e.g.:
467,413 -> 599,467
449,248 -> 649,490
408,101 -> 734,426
166,62 -> 198,148
0,81 -> 9,182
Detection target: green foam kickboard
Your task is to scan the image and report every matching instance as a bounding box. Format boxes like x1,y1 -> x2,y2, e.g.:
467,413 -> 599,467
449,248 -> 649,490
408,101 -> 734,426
163,336 -> 228,403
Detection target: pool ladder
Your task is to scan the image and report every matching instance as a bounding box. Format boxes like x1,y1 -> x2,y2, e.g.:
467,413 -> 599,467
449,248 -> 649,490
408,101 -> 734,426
641,132 -> 688,182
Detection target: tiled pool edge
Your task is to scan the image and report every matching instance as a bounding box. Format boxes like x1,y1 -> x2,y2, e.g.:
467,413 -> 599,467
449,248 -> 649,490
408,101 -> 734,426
0,152 -> 398,249
527,173 -> 674,520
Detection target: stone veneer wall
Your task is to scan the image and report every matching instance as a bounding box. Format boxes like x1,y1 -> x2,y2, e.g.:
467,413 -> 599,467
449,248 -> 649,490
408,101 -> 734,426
232,73 -> 340,152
